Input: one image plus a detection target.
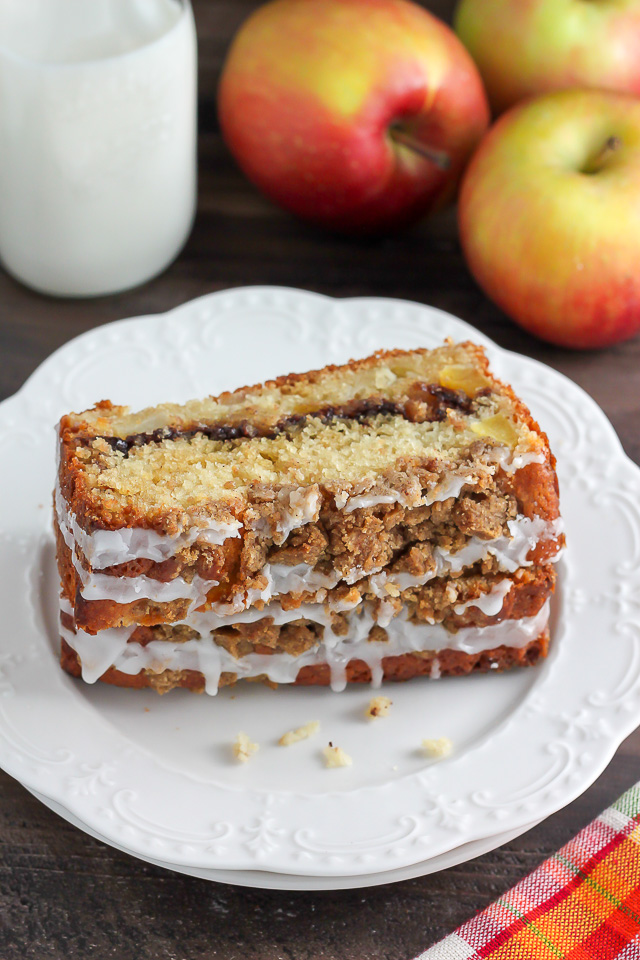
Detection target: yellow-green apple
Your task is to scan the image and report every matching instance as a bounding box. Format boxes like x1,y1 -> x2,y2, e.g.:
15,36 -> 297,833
458,89 -> 640,349
218,0 -> 489,233
455,0 -> 640,115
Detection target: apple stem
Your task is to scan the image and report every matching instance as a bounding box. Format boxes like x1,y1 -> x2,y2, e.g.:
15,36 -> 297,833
582,135 -> 621,175
390,128 -> 451,170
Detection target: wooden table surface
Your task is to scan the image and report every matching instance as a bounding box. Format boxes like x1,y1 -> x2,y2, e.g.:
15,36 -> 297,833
2,2 -> 640,957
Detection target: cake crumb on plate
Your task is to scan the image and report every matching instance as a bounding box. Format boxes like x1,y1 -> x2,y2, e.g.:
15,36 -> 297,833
233,731 -> 259,763
365,696 -> 393,720
279,721 -> 320,746
322,743 -> 352,768
422,737 -> 453,760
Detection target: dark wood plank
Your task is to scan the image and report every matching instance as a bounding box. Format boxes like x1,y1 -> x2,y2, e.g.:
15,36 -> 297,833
2,2 -> 640,958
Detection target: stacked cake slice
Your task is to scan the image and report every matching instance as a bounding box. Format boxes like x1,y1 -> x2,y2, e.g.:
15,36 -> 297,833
55,343 -> 564,695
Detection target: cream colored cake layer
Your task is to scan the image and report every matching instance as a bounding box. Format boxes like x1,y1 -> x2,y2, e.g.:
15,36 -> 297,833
76,411 -> 544,516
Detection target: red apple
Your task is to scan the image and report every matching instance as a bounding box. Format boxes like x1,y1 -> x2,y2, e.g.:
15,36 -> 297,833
218,0 -> 489,233
458,89 -> 640,350
455,0 -> 640,115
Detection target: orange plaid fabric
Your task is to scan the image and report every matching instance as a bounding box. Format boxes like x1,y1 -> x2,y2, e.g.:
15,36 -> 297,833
419,787 -> 640,959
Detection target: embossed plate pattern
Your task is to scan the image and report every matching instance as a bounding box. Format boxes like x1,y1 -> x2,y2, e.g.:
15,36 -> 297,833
25,785 -> 542,890
0,286 -> 639,879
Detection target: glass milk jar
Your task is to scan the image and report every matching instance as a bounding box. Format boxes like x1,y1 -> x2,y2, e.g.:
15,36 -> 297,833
0,0 -> 197,296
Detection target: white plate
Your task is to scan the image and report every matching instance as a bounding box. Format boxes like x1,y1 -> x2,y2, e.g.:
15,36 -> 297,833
1,286 -> 639,879
25,783 -> 542,889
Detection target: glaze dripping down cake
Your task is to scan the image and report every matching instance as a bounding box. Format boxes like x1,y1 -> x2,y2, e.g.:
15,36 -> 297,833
55,343 -> 564,695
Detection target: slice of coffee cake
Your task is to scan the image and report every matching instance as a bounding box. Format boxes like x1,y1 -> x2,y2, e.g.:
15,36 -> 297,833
55,343 -> 564,694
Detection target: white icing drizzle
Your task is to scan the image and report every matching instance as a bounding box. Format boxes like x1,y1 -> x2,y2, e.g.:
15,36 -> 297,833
454,579 -> 513,616
59,596 -> 74,617
334,492 -> 349,510
58,510 -> 215,605
61,600 -> 551,695
369,516 -> 564,597
274,487 -> 322,541
249,487 -> 322,543
80,568 -> 214,606
340,442 -> 547,515
488,446 -> 546,474
343,473 -> 474,514
345,493 -> 403,513
445,516 -> 564,575
69,546 -> 339,609
376,600 -> 398,629
263,563 -> 339,598
65,623 -> 134,685
55,484 -> 241,569
344,565 -> 371,586
57,481 -> 329,608
61,506 -> 562,611
423,473 -> 474,506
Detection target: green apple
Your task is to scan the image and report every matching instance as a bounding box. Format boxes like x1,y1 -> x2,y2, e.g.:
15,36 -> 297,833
455,0 -> 640,114
218,0 -> 489,234
458,89 -> 640,349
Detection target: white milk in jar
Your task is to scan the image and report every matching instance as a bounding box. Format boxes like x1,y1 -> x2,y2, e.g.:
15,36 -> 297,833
0,0 -> 197,296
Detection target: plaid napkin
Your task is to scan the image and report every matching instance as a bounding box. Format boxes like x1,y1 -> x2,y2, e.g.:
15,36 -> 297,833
419,783 -> 640,959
